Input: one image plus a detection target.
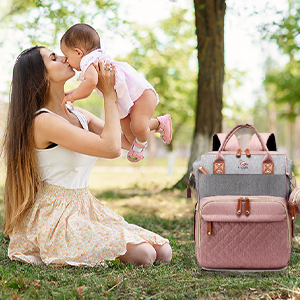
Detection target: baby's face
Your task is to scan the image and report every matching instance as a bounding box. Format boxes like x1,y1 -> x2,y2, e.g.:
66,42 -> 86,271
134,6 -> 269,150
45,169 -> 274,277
60,42 -> 82,71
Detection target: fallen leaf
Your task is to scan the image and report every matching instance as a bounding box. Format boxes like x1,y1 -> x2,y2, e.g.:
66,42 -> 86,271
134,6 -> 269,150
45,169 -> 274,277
77,285 -> 86,297
33,281 -> 41,287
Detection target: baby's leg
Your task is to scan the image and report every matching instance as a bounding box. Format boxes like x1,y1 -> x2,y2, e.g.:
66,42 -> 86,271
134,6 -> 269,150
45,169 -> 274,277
120,115 -> 135,145
130,89 -> 157,143
149,118 -> 160,131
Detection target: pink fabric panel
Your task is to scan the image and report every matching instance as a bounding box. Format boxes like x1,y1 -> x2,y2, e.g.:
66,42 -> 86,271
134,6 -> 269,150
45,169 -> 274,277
216,133 -> 240,151
248,133 -> 273,151
194,195 -> 291,270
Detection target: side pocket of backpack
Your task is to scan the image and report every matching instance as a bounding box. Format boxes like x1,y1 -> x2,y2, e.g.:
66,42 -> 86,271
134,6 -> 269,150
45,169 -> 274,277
289,188 -> 300,221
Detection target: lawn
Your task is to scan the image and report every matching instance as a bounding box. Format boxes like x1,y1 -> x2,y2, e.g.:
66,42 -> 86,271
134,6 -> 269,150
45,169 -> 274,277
1,158 -> 300,299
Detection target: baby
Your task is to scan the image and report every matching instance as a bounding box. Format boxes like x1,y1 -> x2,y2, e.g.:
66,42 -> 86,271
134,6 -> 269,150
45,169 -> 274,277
60,23 -> 172,162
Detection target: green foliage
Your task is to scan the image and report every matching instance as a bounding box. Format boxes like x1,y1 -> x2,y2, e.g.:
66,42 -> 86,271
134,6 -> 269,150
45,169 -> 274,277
262,1 -> 300,121
264,60 -> 300,120
263,1 -> 300,58
4,0 -> 119,46
116,7 -> 197,148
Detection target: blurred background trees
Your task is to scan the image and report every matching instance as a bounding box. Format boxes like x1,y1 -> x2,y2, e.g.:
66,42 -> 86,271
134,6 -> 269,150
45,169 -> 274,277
262,0 -> 300,160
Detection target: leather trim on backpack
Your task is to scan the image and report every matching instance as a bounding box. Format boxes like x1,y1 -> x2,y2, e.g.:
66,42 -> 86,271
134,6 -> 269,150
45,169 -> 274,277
263,162 -> 274,174
213,161 -> 225,174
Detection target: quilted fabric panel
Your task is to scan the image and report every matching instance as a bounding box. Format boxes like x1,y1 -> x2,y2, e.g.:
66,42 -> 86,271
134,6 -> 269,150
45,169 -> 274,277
196,218 -> 291,269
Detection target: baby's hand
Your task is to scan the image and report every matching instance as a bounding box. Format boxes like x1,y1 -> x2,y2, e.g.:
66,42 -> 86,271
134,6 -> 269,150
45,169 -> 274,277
62,92 -> 75,105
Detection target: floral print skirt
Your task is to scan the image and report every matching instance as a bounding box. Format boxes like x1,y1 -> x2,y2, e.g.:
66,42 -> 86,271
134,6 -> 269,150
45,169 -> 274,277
8,183 -> 169,266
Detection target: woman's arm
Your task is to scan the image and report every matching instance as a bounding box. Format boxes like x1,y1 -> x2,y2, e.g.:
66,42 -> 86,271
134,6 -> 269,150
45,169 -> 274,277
75,107 -> 131,151
34,61 -> 121,158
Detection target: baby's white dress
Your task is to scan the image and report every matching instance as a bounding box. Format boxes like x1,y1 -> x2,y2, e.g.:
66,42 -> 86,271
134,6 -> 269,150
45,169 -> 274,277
8,106 -> 168,266
79,49 -> 159,119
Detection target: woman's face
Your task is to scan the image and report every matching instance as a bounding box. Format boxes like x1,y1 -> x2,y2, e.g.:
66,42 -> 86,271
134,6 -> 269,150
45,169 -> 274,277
40,48 -> 75,84
60,42 -> 82,71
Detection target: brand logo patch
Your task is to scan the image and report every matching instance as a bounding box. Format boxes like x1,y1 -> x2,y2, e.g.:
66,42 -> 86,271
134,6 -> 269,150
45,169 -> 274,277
238,159 -> 248,170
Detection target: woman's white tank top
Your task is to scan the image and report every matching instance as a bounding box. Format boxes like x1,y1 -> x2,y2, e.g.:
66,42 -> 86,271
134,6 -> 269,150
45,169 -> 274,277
36,105 -> 98,189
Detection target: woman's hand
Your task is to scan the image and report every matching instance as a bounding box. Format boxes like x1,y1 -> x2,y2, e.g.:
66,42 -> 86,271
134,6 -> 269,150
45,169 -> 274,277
93,60 -> 116,97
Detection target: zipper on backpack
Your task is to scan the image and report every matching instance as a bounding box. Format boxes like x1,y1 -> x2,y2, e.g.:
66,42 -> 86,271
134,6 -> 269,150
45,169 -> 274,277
207,221 -> 212,236
236,198 -> 242,215
245,198 -> 250,216
236,197 -> 250,216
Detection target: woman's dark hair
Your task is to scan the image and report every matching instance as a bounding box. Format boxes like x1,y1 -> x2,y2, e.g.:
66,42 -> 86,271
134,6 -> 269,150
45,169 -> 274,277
2,46 -> 48,235
61,23 -> 101,52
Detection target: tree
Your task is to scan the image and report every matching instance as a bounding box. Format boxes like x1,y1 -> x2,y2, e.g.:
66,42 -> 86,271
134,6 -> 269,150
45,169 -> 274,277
175,0 -> 226,188
3,0 -> 119,47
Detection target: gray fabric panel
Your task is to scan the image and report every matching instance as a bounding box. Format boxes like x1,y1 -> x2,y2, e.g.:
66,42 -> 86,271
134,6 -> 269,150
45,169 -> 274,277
199,174 -> 288,199
287,158 -> 293,175
197,153 -> 292,175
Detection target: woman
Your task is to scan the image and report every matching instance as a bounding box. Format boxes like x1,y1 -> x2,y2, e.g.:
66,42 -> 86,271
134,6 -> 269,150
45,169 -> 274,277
2,46 -> 172,266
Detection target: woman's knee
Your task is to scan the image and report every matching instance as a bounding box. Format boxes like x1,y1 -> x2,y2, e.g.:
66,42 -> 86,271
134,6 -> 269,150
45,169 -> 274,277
154,243 -> 172,262
119,243 -> 157,266
138,243 -> 157,265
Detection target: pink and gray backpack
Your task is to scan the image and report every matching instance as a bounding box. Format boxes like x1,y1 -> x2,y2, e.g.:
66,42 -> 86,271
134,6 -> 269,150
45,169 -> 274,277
188,124 -> 298,271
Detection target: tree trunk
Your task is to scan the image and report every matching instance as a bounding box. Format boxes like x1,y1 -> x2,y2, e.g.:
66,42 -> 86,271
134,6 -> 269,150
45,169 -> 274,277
174,0 -> 225,189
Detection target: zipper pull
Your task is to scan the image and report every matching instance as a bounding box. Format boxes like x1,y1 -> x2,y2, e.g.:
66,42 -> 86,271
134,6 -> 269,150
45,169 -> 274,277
199,166 -> 209,174
291,189 -> 300,219
186,171 -> 194,199
236,149 -> 242,158
207,221 -> 212,236
237,198 -> 242,215
245,148 -> 251,157
186,184 -> 191,199
245,197 -> 250,216
291,203 -> 296,221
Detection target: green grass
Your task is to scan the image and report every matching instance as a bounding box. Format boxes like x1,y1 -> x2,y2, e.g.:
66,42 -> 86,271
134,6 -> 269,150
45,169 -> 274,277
1,210 -> 300,299
1,162 -> 300,299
